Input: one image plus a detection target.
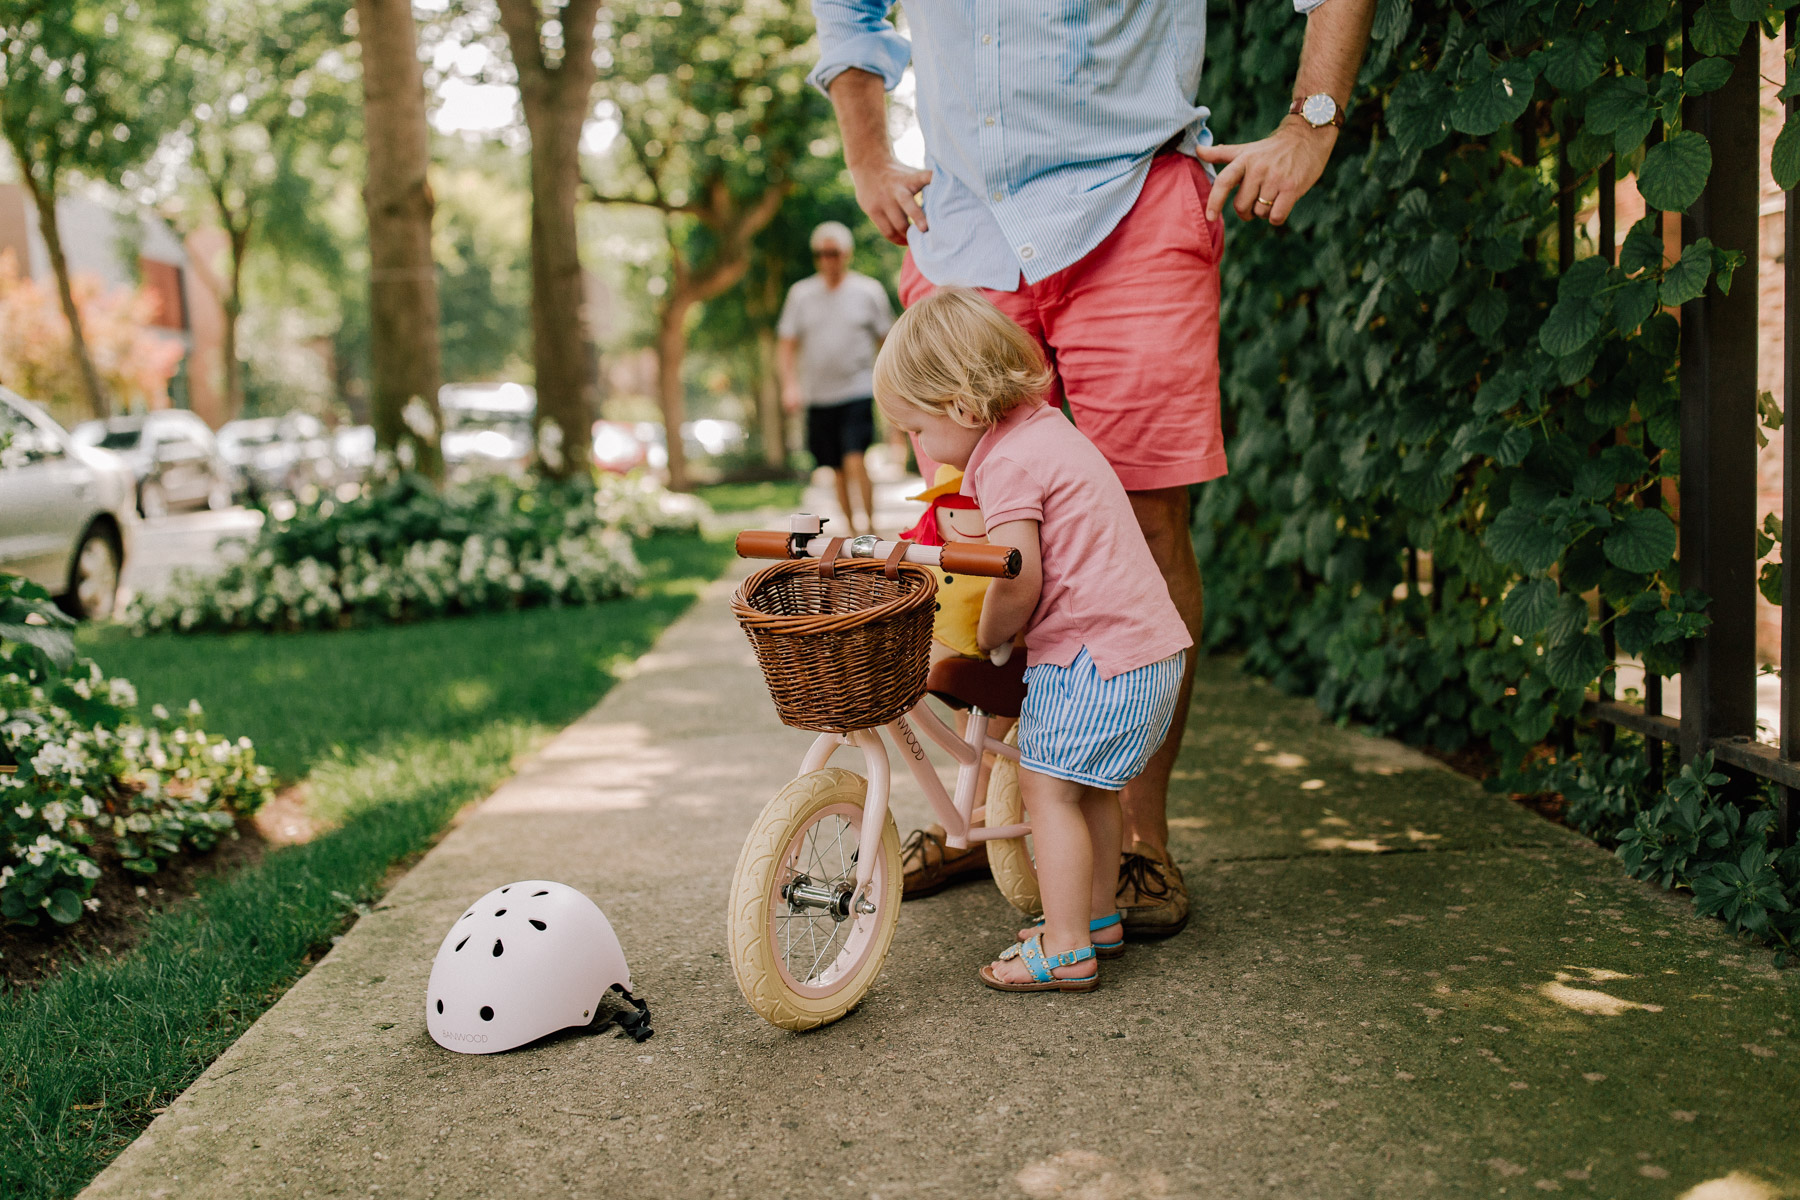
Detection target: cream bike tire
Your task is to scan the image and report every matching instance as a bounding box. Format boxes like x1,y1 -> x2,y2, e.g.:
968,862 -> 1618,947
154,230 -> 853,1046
984,724 -> 1041,917
727,767 -> 903,1031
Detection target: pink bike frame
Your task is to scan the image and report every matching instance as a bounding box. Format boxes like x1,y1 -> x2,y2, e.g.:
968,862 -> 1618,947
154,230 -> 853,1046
797,698 -> 1025,902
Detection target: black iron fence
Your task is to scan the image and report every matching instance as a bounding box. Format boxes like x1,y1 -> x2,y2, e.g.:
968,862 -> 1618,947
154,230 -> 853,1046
1585,6 -> 1797,844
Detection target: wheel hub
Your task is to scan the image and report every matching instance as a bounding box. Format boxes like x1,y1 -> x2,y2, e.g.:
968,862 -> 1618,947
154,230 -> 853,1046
782,874 -> 858,921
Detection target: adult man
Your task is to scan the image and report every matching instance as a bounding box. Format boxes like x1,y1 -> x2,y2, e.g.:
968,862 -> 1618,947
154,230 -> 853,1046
777,221 -> 895,537
809,0 -> 1374,935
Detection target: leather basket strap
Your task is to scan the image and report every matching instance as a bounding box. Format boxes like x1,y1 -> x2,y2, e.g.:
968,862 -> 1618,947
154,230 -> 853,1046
882,539 -> 911,579
816,537 -> 847,579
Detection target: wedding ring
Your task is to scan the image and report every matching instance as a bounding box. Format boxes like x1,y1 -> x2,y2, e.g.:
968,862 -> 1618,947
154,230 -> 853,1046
1253,195 -> 1274,208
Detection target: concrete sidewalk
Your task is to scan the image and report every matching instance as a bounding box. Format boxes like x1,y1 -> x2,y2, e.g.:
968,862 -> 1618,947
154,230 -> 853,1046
85,523 -> 1800,1197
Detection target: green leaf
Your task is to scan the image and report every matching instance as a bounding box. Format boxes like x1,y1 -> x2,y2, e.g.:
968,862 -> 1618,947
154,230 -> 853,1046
1604,507 -> 1678,573
1619,217 -> 1664,274
0,622 -> 76,672
1712,246 -> 1746,296
1502,577 -> 1559,636
1544,32 -> 1606,92
1546,593 -> 1593,645
1450,60 -> 1537,136
47,888 -> 84,925
1759,561 -> 1783,607
1660,237 -> 1715,306
1690,0 -> 1749,57
1401,232 -> 1458,291
1496,426 -> 1533,466
1544,631 -> 1609,690
1557,256 -> 1612,300
1468,287 -> 1508,338
1774,115 -> 1800,191
1612,276 -> 1659,335
1488,506 -> 1567,573
1584,76 -> 1649,136
1539,296 -> 1602,356
1388,70 -> 1453,152
1638,131 -> 1712,213
1682,57 -> 1734,96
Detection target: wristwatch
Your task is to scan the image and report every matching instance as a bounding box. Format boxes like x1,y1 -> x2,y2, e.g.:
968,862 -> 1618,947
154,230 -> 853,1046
1289,93 -> 1344,129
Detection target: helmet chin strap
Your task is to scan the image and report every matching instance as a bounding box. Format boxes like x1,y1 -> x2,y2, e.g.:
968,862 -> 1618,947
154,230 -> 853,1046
607,984 -> 654,1043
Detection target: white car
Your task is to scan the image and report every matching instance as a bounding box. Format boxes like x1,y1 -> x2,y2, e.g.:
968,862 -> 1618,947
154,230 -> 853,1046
0,387 -> 138,619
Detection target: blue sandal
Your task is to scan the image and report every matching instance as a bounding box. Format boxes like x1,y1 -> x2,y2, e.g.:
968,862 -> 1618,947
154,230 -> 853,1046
1017,912 -> 1125,958
980,933 -> 1099,993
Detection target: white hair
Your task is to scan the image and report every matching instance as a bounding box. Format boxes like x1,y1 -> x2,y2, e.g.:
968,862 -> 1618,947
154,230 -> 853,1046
809,221 -> 854,254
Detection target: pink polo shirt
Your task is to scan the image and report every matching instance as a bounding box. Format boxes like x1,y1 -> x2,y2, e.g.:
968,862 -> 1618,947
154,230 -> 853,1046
962,402 -> 1191,680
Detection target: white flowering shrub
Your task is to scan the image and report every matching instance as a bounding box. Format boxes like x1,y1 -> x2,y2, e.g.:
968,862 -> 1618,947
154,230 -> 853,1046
1,576 -> 273,927
129,473 -> 705,634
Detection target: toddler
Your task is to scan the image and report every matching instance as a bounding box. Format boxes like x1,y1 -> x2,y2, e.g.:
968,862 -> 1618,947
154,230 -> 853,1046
873,288 -> 1191,992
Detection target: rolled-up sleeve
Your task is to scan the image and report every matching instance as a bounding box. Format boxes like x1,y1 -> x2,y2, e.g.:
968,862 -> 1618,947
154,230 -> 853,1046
1293,0 -> 1331,11
807,0 -> 912,95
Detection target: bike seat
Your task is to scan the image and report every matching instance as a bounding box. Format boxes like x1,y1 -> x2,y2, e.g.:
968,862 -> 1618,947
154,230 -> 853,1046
926,652 -> 1027,719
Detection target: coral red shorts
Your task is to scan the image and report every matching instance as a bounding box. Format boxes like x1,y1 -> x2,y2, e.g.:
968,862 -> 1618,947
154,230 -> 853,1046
899,151 -> 1227,493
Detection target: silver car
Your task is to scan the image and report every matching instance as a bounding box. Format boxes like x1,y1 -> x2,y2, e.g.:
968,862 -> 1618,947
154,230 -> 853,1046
0,388 -> 137,619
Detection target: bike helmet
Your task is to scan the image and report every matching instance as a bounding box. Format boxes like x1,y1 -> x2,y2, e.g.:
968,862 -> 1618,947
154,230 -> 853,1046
426,880 -> 651,1054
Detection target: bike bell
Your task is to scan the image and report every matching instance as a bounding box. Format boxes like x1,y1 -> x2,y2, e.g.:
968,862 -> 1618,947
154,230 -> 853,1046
426,880 -> 652,1054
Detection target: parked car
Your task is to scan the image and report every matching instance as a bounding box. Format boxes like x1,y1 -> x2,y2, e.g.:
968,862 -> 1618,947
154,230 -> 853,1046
591,419 -> 653,474
72,409 -> 237,517
217,413 -> 335,500
439,382 -> 535,478
0,387 -> 137,619
333,424 -> 377,483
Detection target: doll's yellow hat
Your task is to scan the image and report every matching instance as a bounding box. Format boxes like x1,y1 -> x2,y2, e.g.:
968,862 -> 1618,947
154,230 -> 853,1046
907,463 -> 967,505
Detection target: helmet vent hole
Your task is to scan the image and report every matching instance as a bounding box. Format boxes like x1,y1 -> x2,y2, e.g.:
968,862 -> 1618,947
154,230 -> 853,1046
492,939 -> 505,957
479,1006 -> 494,1022
501,887 -> 510,893
532,890 -> 549,896
436,999 -> 443,1014
460,912 -> 472,921
454,936 -> 469,952
529,919 -> 546,931
494,909 -> 506,917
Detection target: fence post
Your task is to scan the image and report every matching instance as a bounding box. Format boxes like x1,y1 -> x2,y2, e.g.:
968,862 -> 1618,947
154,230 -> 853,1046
1676,8 -> 1761,762
1784,14 -> 1800,843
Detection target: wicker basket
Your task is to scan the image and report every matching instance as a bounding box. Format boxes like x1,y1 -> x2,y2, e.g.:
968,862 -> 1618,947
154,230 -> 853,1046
731,548 -> 938,734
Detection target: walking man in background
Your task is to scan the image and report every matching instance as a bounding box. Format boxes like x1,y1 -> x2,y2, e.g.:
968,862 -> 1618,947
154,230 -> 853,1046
777,221 -> 895,537
809,0 -> 1374,935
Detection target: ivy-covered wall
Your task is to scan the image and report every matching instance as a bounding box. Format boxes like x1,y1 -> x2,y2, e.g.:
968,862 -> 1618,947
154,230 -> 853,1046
1196,0 -> 1798,953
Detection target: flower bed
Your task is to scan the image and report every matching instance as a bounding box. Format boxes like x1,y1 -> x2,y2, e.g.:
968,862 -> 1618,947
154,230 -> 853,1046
1,577 -> 272,928
129,472 -> 706,634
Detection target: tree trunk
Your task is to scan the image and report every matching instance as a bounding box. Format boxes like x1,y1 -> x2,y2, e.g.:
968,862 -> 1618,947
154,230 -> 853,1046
655,298 -> 693,492
222,225 -> 249,421
755,324 -> 784,471
497,0 -> 604,481
354,0 -> 443,480
17,167 -> 111,418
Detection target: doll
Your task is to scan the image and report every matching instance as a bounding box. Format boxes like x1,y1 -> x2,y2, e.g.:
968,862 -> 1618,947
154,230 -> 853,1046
901,465 -> 991,661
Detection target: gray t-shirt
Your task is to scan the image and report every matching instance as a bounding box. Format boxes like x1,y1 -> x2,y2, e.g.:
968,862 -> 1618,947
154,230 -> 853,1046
776,271 -> 895,406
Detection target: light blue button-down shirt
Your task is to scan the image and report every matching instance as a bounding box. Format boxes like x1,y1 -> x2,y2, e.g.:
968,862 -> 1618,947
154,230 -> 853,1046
809,0 -> 1327,291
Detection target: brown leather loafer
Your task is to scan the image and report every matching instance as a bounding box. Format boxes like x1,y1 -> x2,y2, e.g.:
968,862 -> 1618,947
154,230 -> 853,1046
901,824 -> 991,899
1117,841 -> 1189,939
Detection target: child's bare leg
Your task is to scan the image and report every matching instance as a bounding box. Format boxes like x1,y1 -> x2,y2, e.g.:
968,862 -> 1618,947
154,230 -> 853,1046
1016,784 -> 1123,946
987,767 -> 1093,984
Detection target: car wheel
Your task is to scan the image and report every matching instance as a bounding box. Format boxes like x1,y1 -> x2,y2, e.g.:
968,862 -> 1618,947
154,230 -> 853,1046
139,479 -> 169,519
63,527 -> 121,621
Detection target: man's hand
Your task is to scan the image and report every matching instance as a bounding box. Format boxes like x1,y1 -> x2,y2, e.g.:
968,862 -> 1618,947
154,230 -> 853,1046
1195,118 -> 1335,227
781,381 -> 804,415
850,157 -> 933,247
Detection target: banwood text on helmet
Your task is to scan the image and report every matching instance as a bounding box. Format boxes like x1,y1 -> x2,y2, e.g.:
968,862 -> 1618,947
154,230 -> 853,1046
426,880 -> 650,1054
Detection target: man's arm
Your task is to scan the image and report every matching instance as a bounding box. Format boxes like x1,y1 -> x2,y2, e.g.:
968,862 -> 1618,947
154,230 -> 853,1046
829,69 -> 934,247
1196,0 -> 1376,226
777,336 -> 803,413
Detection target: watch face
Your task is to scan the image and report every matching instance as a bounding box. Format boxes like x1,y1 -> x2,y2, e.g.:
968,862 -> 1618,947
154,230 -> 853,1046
1302,93 -> 1337,126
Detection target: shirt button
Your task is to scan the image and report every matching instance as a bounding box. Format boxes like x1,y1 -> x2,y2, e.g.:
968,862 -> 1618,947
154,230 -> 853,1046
981,34 -> 992,44
1019,245 -> 1035,260
985,116 -> 996,126
991,190 -> 1003,201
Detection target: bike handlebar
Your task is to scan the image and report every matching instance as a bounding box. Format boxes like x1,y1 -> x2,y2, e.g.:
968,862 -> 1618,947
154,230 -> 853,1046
734,526 -> 1022,579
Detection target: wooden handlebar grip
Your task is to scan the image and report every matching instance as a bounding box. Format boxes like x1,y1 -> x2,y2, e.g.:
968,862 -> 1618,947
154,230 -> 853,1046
940,543 -> 1022,579
734,530 -> 794,559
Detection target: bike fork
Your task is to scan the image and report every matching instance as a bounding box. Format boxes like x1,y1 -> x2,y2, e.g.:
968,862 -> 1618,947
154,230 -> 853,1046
800,730 -> 892,902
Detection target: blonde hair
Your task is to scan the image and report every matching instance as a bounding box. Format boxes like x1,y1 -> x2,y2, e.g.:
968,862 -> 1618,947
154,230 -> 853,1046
873,287 -> 1054,428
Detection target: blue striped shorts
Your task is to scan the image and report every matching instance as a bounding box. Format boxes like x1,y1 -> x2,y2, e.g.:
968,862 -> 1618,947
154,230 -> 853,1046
1017,647 -> 1186,790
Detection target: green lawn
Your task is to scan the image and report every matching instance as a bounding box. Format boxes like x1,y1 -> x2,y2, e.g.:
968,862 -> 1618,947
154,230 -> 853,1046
694,477 -> 806,515
1,532 -> 732,1200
